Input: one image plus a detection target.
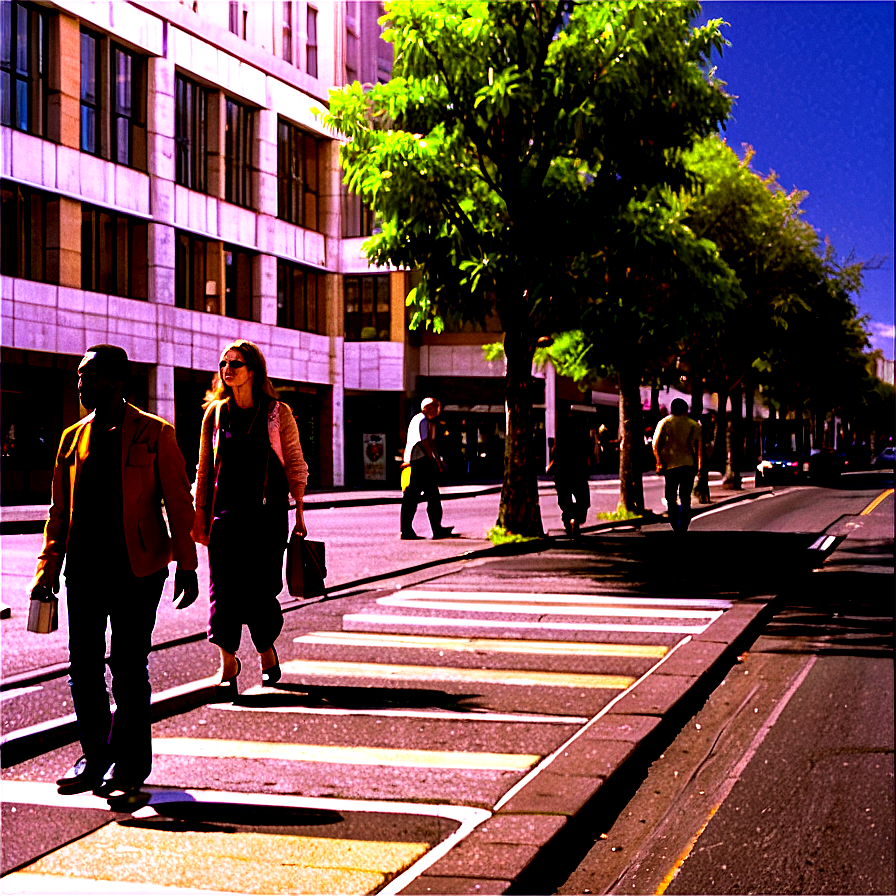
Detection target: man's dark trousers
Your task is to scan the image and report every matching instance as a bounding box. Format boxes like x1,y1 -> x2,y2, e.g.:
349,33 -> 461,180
401,457 -> 443,536
663,465 -> 696,532
65,568 -> 167,780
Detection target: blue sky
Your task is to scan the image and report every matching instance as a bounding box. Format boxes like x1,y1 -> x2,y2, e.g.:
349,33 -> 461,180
697,1 -> 894,357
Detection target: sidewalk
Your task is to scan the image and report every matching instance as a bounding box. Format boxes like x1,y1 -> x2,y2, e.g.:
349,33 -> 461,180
0,471 -> 750,528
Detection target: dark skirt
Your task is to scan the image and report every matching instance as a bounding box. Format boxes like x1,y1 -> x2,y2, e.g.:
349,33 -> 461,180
207,505 -> 287,655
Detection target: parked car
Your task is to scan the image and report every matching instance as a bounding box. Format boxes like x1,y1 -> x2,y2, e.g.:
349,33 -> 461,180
808,447 -> 850,482
755,451 -> 808,485
871,447 -> 895,469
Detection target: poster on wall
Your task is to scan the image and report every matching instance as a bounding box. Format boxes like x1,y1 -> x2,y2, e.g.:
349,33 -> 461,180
363,433 -> 387,481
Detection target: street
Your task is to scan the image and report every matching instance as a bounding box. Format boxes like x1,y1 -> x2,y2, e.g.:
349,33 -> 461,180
0,472 -> 892,895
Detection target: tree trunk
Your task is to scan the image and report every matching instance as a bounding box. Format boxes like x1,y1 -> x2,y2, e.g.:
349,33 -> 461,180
497,328 -> 544,536
712,381 -> 729,473
744,378 -> 756,468
617,364 -> 644,514
723,382 -> 742,489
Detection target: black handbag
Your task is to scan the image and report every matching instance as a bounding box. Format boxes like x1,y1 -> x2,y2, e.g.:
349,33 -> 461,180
286,533 -> 327,598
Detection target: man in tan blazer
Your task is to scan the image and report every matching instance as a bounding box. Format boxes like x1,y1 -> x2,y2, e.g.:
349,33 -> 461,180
30,345 -> 198,798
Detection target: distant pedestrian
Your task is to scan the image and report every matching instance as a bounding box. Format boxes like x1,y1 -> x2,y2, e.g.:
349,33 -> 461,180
549,414 -> 591,537
192,340 -> 309,697
31,345 -> 199,798
400,398 -> 453,539
653,398 -> 702,532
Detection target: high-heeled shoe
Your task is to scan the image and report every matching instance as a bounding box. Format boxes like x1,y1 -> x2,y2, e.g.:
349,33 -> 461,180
261,646 -> 280,686
213,656 -> 241,700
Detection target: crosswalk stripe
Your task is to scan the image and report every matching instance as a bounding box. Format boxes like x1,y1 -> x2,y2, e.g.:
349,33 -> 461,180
344,613 -> 712,635
378,595 -> 723,621
393,590 -> 733,610
153,737 -> 539,771
294,630 -> 668,659
278,659 -> 635,690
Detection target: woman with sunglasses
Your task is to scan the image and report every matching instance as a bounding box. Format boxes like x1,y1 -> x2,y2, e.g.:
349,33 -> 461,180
192,340 -> 308,695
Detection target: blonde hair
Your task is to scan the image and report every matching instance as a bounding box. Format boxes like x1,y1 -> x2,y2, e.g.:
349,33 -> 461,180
203,340 -> 278,409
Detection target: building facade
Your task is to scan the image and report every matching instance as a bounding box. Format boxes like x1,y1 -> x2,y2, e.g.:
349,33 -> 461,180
0,0 -> 602,504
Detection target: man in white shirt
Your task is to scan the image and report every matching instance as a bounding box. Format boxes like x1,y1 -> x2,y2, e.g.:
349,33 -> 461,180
653,398 -> 703,532
400,398 -> 453,539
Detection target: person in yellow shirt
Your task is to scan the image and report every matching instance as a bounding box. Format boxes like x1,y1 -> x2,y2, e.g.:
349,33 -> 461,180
653,398 -> 702,532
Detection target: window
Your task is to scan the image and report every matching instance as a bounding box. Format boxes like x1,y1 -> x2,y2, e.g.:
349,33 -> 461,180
0,1 -> 49,136
342,187 -> 376,238
175,74 -> 208,192
81,204 -> 148,299
282,0 -> 293,64
277,260 -> 323,333
377,2 -> 393,83
278,118 -> 321,230
110,45 -> 146,166
80,30 -> 99,154
79,31 -> 146,167
228,1 -> 240,35
224,244 -> 253,321
344,274 -> 391,341
175,230 -> 212,312
0,180 -> 56,283
225,98 -> 253,208
306,6 -> 318,78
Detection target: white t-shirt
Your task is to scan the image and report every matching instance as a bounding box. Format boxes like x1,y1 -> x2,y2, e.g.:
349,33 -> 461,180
403,412 -> 430,464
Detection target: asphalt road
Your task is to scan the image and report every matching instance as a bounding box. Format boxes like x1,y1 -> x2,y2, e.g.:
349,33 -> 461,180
555,476 -> 895,896
1,473 -> 891,895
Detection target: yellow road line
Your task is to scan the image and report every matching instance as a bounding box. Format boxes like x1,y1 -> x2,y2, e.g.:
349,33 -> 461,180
153,737 -> 539,771
16,825 -> 429,896
861,488 -> 894,515
655,803 -> 720,894
279,659 -> 636,690
295,631 -> 668,659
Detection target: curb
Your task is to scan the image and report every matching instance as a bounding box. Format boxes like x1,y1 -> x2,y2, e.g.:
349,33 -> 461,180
0,486 -> 770,767
400,593 -> 784,895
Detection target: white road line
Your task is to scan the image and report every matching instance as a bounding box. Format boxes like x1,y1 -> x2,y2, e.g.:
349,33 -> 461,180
344,613 -> 713,635
693,492 -> 779,518
0,780 -> 490,828
0,685 -> 42,702
213,692 -> 587,725
378,595 -> 723,621
392,590 -> 734,610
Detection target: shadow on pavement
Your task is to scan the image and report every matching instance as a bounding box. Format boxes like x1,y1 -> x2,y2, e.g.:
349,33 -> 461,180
240,683 -> 484,713
447,531 -> 828,599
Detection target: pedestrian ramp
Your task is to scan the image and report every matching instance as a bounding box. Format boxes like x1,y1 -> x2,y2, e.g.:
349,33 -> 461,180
0,781 -> 487,896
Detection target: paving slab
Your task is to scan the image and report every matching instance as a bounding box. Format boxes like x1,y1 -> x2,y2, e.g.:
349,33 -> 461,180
607,673 -> 699,716
497,771 -> 604,816
400,875 -> 513,894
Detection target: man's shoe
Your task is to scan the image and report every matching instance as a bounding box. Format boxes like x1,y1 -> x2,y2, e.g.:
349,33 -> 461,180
401,532 -> 422,540
431,526 -> 454,539
94,763 -> 146,799
57,756 -> 105,794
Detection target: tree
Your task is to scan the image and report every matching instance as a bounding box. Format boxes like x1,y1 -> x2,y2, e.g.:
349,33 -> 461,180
321,0 -> 730,535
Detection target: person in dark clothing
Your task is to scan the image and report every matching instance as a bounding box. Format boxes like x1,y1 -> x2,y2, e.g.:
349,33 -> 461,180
550,414 -> 591,537
192,341 -> 309,696
31,345 -> 198,798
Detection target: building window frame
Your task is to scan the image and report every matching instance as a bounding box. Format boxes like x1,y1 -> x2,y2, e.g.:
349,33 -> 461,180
225,97 -> 253,209
306,5 -> 318,79
81,203 -> 148,299
282,0 -> 293,65
174,230 -> 211,313
224,244 -> 254,321
0,1 -> 49,136
110,43 -> 146,167
277,117 -> 322,231
277,259 -> 323,333
79,29 -> 100,155
175,73 -> 209,193
0,179 -> 54,283
228,1 -> 240,35
344,274 -> 391,341
342,185 -> 376,238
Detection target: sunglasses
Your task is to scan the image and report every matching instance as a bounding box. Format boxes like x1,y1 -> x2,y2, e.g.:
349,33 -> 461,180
219,359 -> 247,370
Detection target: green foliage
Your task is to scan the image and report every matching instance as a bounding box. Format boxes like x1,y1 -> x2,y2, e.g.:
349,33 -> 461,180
486,525 -> 543,545
596,507 -> 644,522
